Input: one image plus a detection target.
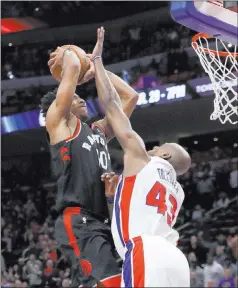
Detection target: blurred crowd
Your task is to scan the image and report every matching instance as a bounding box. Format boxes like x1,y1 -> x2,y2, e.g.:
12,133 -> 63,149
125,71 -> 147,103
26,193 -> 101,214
2,2 -> 165,27
2,48 -> 204,116
2,9 -> 200,117
1,143 -> 238,287
2,22 -> 193,80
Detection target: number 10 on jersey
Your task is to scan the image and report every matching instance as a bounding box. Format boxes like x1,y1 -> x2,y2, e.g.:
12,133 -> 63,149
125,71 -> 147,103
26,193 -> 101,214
146,181 -> 178,227
96,149 -> 108,170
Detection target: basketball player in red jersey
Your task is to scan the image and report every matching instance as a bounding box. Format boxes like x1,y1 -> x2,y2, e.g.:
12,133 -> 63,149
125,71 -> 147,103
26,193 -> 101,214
40,34 -> 138,287
93,27 -> 191,287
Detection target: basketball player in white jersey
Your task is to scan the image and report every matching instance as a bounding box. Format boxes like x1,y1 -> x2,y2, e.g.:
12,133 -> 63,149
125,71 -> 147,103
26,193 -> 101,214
92,27 -> 191,288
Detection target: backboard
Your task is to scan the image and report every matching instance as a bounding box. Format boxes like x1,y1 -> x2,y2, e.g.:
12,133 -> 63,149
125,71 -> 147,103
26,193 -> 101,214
170,1 -> 238,45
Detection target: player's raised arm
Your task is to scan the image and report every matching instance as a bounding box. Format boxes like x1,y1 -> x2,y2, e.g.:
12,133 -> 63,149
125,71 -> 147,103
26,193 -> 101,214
107,70 -> 138,117
46,47 -> 81,128
94,70 -> 138,141
80,58 -> 138,141
92,28 -> 149,170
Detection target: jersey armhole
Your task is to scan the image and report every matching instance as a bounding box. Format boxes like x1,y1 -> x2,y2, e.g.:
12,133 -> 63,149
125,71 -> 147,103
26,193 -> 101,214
91,122 -> 106,136
122,158 -> 152,182
123,175 -> 137,183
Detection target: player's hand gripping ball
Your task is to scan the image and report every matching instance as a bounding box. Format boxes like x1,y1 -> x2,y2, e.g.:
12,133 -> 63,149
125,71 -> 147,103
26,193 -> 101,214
49,45 -> 90,83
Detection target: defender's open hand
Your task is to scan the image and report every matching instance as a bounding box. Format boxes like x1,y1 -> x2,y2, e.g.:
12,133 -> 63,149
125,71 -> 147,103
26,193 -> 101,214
91,27 -> 105,60
78,27 -> 105,84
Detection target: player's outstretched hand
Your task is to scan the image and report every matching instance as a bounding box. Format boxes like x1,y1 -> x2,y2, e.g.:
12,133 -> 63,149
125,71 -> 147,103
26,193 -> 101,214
91,27 -> 105,60
78,26 -> 104,85
101,172 -> 119,198
79,27 -> 104,85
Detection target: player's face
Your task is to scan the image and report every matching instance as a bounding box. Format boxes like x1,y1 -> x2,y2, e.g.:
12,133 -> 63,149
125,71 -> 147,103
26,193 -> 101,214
71,94 -> 89,119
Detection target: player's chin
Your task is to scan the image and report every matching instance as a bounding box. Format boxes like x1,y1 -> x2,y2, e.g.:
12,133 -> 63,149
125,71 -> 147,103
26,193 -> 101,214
78,108 -> 90,121
147,150 -> 154,156
79,107 -> 88,116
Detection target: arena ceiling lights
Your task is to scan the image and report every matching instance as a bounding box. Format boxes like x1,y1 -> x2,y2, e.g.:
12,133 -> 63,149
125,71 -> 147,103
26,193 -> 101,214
1,17 -> 47,34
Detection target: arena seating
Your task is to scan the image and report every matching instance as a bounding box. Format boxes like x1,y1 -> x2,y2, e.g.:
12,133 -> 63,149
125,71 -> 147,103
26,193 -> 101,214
2,23 -> 193,80
2,52 -> 204,116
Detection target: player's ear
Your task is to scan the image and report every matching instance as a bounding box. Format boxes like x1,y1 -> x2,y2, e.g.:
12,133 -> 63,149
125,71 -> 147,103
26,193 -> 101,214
161,152 -> 171,160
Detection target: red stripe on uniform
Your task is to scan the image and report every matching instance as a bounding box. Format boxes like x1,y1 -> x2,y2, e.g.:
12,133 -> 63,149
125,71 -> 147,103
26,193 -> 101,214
63,207 -> 81,256
132,236 -> 145,287
120,175 -> 136,243
91,122 -> 105,134
99,274 -> 121,287
207,0 -> 223,7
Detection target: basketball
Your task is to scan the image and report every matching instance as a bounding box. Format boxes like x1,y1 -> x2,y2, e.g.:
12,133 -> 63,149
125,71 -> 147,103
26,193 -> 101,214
50,45 -> 90,82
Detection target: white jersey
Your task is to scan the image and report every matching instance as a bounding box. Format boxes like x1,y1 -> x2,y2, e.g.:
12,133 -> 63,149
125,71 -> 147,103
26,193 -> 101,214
111,156 -> 185,260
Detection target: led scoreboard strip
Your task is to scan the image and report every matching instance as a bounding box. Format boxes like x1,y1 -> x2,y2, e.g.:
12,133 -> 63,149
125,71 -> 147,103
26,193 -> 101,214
2,75 -> 238,135
137,84 -> 190,106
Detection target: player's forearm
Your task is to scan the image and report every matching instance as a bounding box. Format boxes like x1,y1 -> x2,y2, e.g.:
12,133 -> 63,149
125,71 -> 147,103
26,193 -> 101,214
62,51 -> 81,73
56,52 -> 80,108
106,70 -> 138,117
60,53 -> 80,87
107,202 -> 114,219
59,64 -> 80,92
94,58 -> 121,111
106,70 -> 138,100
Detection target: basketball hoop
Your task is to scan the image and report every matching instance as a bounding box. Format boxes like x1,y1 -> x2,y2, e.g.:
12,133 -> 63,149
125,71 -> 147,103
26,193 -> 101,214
192,33 -> 238,124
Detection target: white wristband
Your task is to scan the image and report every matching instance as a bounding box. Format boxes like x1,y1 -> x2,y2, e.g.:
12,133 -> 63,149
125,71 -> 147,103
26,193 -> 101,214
92,56 -> 102,62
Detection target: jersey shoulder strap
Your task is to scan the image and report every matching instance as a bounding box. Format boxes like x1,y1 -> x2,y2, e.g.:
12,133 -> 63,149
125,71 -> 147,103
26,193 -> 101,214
91,121 -> 106,137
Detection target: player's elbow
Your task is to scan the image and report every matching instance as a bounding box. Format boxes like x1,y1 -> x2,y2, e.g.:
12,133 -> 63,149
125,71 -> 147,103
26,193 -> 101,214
123,92 -> 139,103
132,92 -> 139,101
123,129 -> 137,142
131,92 -> 139,106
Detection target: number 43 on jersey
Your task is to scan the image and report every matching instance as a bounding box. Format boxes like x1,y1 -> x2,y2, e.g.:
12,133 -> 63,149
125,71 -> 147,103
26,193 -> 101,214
146,181 -> 178,227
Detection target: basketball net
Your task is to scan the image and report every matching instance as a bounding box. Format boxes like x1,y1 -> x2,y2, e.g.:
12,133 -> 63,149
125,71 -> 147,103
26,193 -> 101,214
192,33 -> 238,125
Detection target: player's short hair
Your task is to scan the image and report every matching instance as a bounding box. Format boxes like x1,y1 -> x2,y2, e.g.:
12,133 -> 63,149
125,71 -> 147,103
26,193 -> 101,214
40,88 -> 57,117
